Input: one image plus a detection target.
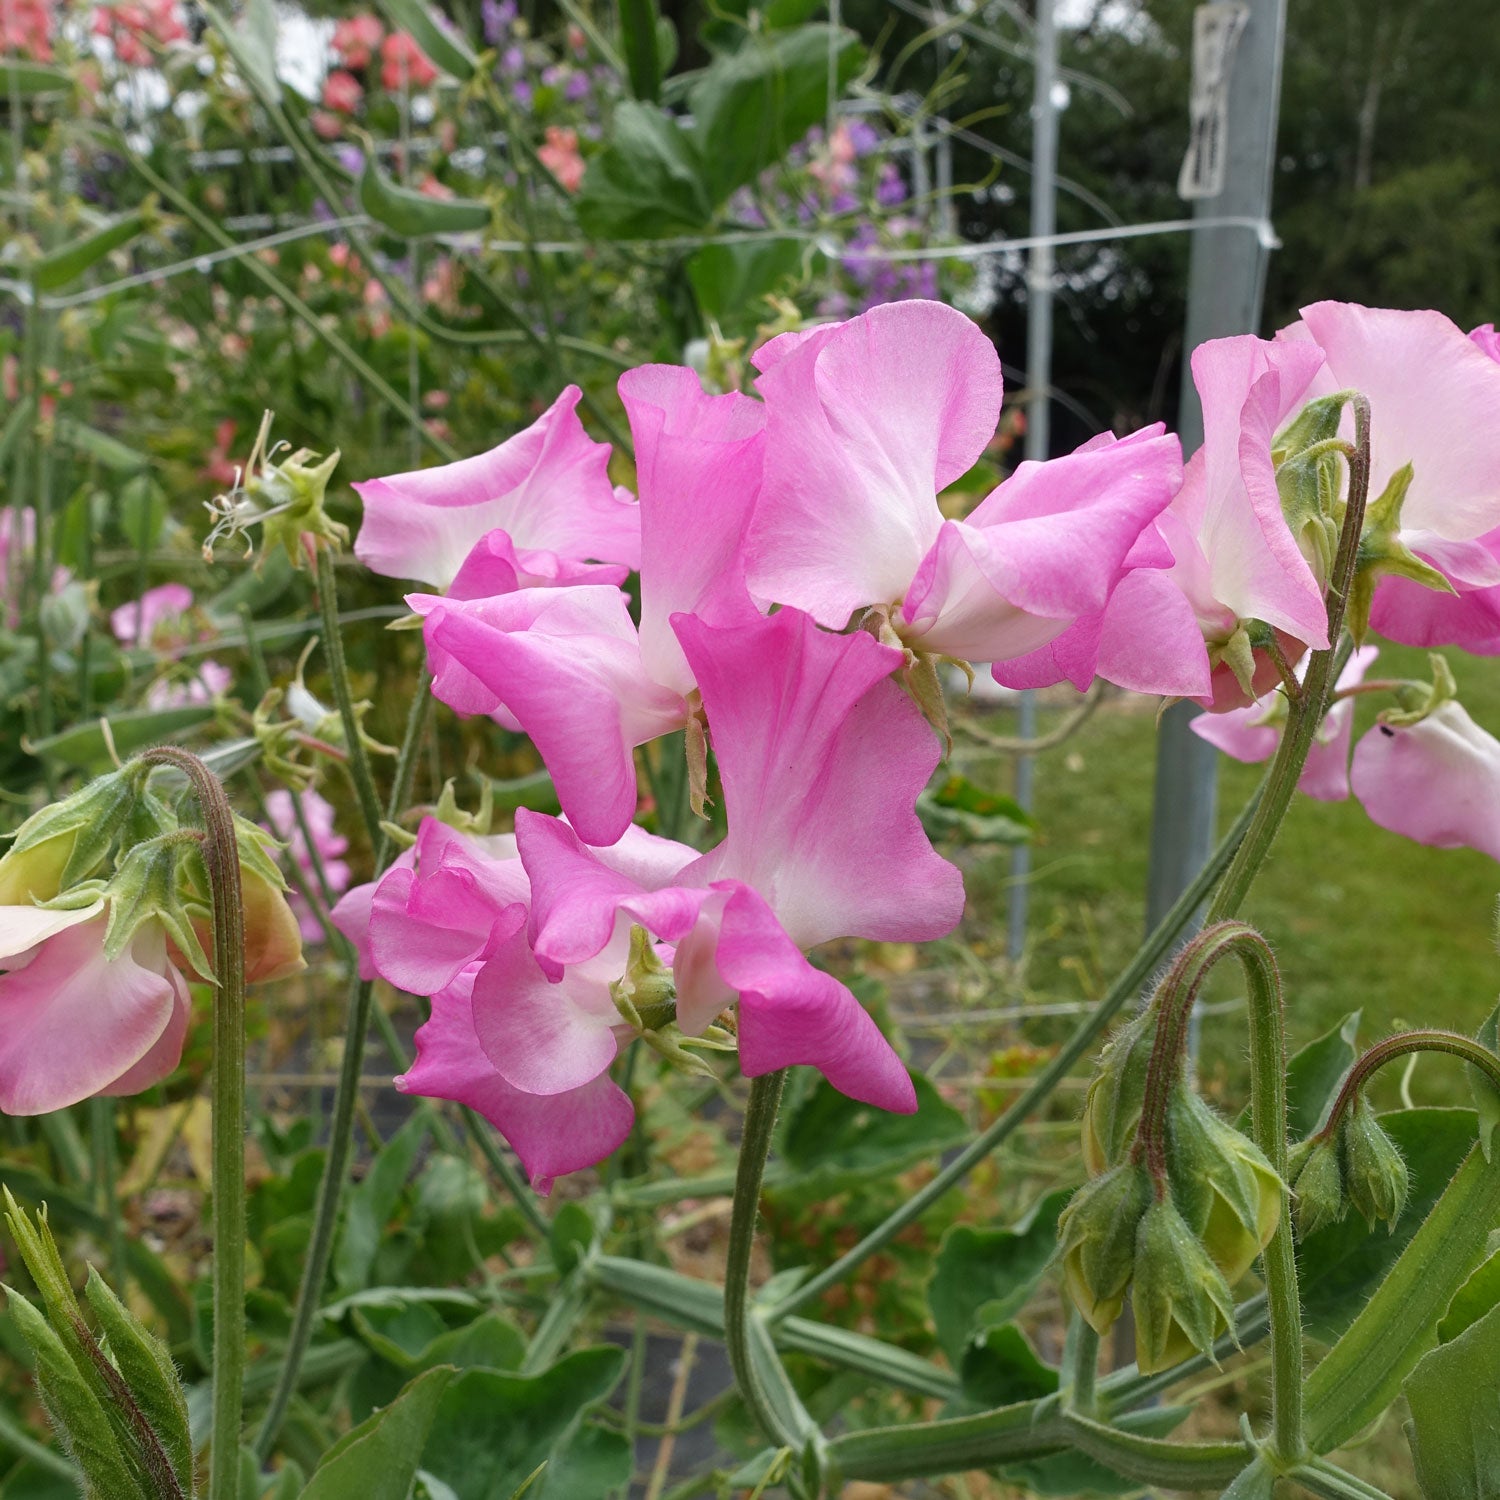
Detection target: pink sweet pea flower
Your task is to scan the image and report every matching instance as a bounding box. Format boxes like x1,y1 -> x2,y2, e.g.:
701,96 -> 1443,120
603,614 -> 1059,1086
110,582 -> 195,647
516,607 -> 965,1113
352,385 -> 639,596
412,368 -> 766,844
537,126 -> 585,193
994,334 -> 1330,707
332,13 -> 383,68
743,299 -> 1182,668
0,904 -> 192,1116
1190,647 -> 1379,801
380,30 -> 438,90
1350,701 -> 1500,862
322,69 -> 364,115
1279,304 -> 1500,654
261,789 -> 352,943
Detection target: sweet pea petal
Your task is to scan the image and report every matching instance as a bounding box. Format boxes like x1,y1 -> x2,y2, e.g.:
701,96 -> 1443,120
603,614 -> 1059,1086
1299,302 -> 1500,544
1351,701 -> 1500,861
447,531 -> 629,601
330,848 -> 416,981
716,884 -> 916,1113
353,385 -> 640,590
0,899 -> 103,964
746,300 -> 1002,626
676,608 -> 965,950
1369,526 -> 1500,653
620,364 -> 767,696
417,586 -> 689,846
396,969 -> 633,1194
0,916 -> 178,1115
102,961 -> 192,1098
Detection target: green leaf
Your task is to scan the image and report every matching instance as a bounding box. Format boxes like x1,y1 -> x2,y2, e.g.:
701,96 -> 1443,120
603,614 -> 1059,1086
418,1347 -> 626,1500
548,1203 -> 597,1276
619,0 -> 662,102
1298,1107 -> 1477,1340
1219,1456 -> 1277,1500
299,1366 -> 454,1500
1469,1001 -> 1500,1162
28,707 -> 216,772
52,418 -> 147,472
575,101 -> 712,240
374,0 -> 478,80
534,1424 -> 630,1500
688,27 -> 863,203
776,1071 -> 968,1199
83,1270 -> 193,1496
917,774 -> 1032,846
33,213 -> 149,293
686,237 -> 807,322
359,163 -> 491,239
955,1323 -> 1058,1409
1404,1297 -> 1500,1500
928,1188 -> 1071,1365
201,0 -> 281,107
1287,1009 -> 1362,1138
0,61 -> 69,96
1436,1242 -> 1500,1344
335,1116 -> 429,1293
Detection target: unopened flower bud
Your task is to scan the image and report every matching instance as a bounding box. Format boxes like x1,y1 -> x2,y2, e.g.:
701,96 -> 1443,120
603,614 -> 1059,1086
0,769 -> 141,905
1131,1198 -> 1236,1375
233,818 -> 307,985
1165,1086 -> 1282,1283
1058,1164 -> 1152,1336
1287,1134 -> 1345,1237
1341,1097 -> 1408,1233
1080,1007 -> 1155,1176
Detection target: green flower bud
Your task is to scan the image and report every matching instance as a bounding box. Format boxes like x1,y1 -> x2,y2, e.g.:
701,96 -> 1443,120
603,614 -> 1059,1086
1287,1134 -> 1346,1237
1165,1086 -> 1282,1283
1058,1164 -> 1152,1336
1131,1198 -> 1237,1375
0,769 -> 141,905
1080,1007 -> 1156,1177
1341,1097 -> 1409,1233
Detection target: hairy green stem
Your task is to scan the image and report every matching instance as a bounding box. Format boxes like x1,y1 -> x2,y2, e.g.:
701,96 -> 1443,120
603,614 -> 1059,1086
1062,1317 -> 1099,1414
724,1070 -> 800,1448
137,748 -> 246,1500
770,772 -> 1267,1322
89,1096 -> 127,1295
1290,1457 -> 1399,1500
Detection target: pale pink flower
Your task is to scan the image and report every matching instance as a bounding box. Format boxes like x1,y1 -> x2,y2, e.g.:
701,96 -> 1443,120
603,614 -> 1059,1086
538,126 -> 586,193
261,789 -> 352,943
380,31 -> 438,90
322,69 -> 363,115
110,582 -> 195,647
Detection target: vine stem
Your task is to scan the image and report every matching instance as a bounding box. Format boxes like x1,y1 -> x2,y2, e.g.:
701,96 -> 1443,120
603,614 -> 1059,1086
724,1069 -> 799,1448
136,748 -> 246,1500
1315,1029 -> 1500,1140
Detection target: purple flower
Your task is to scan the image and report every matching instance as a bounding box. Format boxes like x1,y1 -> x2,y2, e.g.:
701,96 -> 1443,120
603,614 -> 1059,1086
876,163 -> 907,206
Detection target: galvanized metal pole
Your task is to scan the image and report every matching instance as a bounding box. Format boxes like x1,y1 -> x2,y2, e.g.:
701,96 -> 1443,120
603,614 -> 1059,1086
1146,0 -> 1288,943
1006,0 -> 1058,963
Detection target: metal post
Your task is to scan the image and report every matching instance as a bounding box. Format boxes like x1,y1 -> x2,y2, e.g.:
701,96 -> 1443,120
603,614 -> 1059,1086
1147,0 -> 1289,942
1006,0 -> 1058,963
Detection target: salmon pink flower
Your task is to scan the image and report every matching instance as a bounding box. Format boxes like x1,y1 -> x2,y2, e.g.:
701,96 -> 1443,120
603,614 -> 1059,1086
332,13 -> 383,68
538,126 -> 585,192
380,30 -> 438,90
322,69 -> 363,115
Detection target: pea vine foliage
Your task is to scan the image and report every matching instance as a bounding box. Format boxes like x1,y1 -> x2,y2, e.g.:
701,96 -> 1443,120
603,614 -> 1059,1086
8,297 -> 1500,1500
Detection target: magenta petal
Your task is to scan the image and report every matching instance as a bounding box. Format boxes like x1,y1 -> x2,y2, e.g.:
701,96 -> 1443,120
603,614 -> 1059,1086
331,847 -> 417,980
369,821 -> 528,995
396,970 -> 633,1193
747,300 -> 1002,625
516,810 -> 704,971
447,531 -> 629,601
677,609 -> 965,948
620,364 -> 767,696
353,386 -> 640,590
716,884 -> 916,1113
0,917 -> 177,1114
1351,702 -> 1500,860
110,582 -> 193,646
421,587 -> 688,846
469,927 -> 624,1095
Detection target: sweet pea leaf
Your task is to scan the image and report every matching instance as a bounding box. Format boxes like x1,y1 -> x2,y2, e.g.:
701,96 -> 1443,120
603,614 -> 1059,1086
299,1366 -> 453,1500
534,1424 -> 630,1500
1404,1297 -> 1500,1500
334,1115 -> 429,1293
0,61 -> 69,96
1287,1009 -> 1362,1138
549,1202 -> 598,1275
418,1347 -> 626,1500
687,238 -> 807,322
1298,1107 -> 1477,1341
955,1323 -> 1058,1409
1436,1242 -> 1500,1345
917,775 -> 1032,846
1468,1001 -> 1500,1162
775,1070 -> 967,1198
928,1188 -> 1071,1365
29,707 -> 215,771
575,102 -> 712,240
688,26 -> 863,203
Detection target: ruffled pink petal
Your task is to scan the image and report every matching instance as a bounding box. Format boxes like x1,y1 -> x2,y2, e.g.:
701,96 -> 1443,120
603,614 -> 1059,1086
396,969 -> 633,1194
330,848 -> 417,980
470,926 -> 626,1095
676,609 -> 965,950
620,364 -> 767,696
369,821 -> 527,995
1189,699 -> 1282,766
447,531 -> 629,601
516,810 -> 705,973
353,386 -> 640,590
1297,648 -> 1378,801
1369,526 -> 1500,653
746,300 -> 1002,626
102,962 -> 192,1097
716,884 -> 915,1113
110,582 -> 194,646
1300,303 -> 1500,544
0,916 -> 178,1114
1471,325 -> 1500,364
902,425 -> 1183,664
1351,701 -> 1500,861
1192,335 -> 1330,646
417,586 -> 689,846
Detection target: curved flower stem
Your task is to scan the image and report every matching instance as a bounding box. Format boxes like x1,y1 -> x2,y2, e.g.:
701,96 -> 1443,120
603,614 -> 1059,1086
724,1070 -> 802,1449
136,747 -> 246,1500
769,771 -> 1267,1323
1062,1317 -> 1099,1414
1313,1029 -> 1500,1141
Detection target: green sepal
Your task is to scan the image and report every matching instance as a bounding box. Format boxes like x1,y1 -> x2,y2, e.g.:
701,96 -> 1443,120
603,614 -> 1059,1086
254,447 -> 346,566
1058,1165 -> 1152,1337
0,768 -> 144,904
610,924 -> 676,1032
1349,463 -> 1456,641
1,1287 -> 149,1500
1080,1007 -> 1155,1176
100,836 -> 212,979
230,814 -> 290,893
1274,443 -> 1342,592
1273,390 -> 1354,465
84,1270 -> 193,1497
1130,1198 -> 1237,1375
1288,1134 -> 1346,1237
1340,1098 -> 1410,1233
1210,624 -> 1258,699
431,775 -> 495,837
1380,652 -> 1458,728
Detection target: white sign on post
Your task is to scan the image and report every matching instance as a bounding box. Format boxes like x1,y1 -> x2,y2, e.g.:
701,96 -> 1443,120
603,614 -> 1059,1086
1178,2 -> 1251,201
